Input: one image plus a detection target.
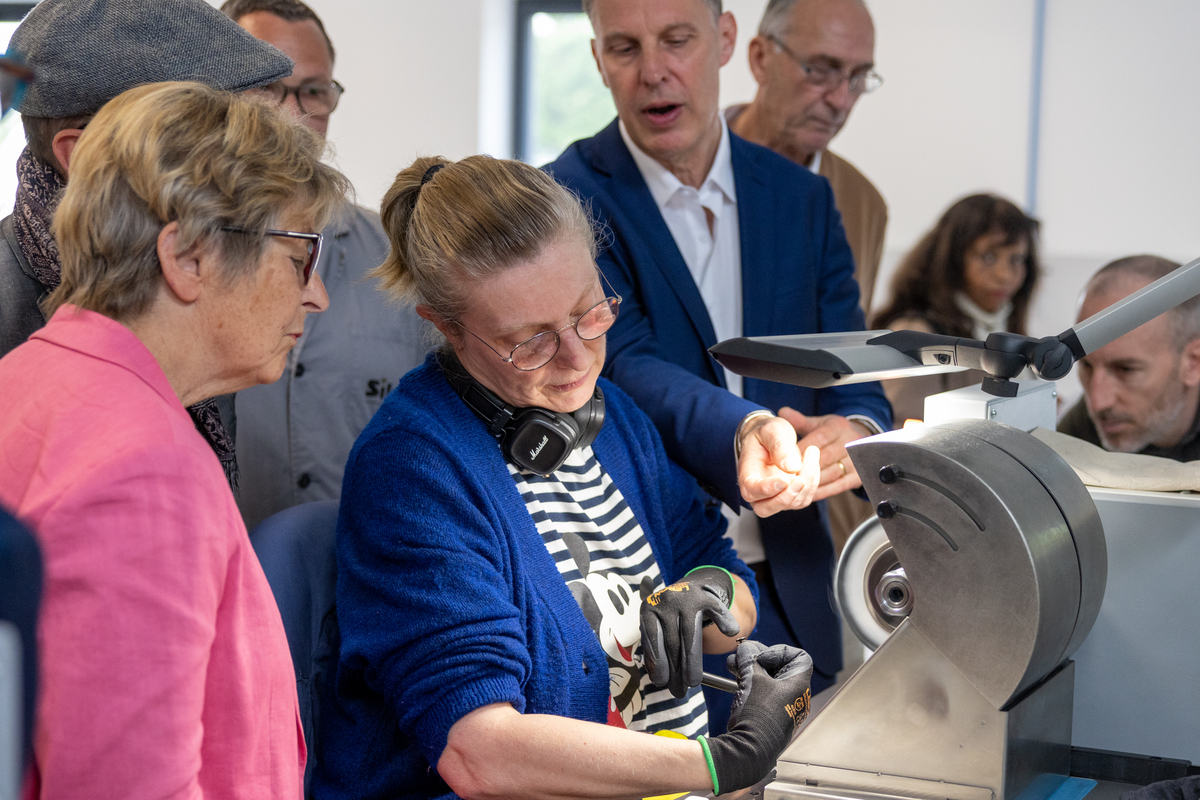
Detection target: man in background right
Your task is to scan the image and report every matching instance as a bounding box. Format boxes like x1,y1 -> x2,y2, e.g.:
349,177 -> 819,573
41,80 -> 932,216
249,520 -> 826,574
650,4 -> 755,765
1058,255 -> 1200,461
727,0 -> 886,311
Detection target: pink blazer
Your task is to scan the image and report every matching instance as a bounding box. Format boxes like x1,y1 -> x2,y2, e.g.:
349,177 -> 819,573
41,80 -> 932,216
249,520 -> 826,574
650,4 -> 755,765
0,306 -> 304,800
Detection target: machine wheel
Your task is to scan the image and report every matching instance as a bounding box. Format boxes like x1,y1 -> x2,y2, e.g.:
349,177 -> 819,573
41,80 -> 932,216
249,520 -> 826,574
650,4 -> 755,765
834,515 -> 914,650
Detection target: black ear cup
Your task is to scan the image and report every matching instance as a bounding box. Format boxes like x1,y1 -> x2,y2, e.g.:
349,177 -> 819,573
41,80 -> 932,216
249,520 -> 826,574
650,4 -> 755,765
438,351 -> 605,474
502,408 -> 578,474
571,386 -> 605,450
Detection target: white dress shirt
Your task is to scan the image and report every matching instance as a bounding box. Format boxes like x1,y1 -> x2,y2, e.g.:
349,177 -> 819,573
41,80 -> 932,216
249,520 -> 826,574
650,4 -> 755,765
619,119 -> 766,564
808,149 -> 823,174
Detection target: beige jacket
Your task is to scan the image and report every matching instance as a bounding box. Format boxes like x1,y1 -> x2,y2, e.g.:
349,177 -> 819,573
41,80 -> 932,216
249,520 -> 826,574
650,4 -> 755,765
818,149 -> 888,314
724,104 -> 888,315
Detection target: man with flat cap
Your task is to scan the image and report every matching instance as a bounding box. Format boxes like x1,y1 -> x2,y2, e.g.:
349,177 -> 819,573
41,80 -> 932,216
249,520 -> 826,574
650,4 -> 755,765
0,0 -> 291,484
223,0 -> 429,531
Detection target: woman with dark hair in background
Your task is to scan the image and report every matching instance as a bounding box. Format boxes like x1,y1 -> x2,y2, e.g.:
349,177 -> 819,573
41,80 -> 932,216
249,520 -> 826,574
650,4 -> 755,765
871,193 -> 1041,424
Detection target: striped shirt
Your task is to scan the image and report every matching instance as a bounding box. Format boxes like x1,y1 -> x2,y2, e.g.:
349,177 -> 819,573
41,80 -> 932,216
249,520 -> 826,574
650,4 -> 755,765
509,445 -> 708,735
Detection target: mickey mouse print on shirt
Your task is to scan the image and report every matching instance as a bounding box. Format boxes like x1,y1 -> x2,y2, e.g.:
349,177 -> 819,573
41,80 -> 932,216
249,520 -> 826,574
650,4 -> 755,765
562,530 -> 654,727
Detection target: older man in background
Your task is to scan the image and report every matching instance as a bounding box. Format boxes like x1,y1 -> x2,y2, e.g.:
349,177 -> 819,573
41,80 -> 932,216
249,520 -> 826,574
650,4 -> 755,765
224,0 -> 428,530
547,0 -> 891,731
727,0 -> 885,312
0,0 -> 291,483
1059,255 -> 1200,461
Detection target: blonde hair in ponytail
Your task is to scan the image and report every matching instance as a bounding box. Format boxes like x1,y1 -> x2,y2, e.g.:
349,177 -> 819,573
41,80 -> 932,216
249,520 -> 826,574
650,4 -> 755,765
375,155 -> 596,321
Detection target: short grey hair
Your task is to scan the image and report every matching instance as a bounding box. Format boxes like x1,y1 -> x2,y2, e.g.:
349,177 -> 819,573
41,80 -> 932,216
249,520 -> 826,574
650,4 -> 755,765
582,0 -> 722,25
1088,255 -> 1199,348
757,0 -> 870,39
757,0 -> 798,38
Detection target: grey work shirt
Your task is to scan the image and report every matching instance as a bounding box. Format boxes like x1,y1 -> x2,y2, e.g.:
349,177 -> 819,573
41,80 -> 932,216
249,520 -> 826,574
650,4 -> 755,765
234,202 -> 429,531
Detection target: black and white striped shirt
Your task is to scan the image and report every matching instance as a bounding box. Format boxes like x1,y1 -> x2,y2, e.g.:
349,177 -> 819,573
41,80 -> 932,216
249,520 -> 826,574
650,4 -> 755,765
509,446 -> 708,735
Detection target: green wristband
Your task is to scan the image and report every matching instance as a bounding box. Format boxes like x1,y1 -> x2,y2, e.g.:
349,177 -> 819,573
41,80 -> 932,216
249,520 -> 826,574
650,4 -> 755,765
685,565 -> 735,608
696,734 -> 720,796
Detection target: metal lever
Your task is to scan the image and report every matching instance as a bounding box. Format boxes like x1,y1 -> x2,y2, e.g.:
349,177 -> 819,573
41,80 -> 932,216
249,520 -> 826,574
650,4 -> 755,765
701,671 -> 738,693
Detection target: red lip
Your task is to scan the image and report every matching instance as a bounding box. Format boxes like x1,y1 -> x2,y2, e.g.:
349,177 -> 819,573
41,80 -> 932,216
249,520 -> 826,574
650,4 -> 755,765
616,638 -> 633,662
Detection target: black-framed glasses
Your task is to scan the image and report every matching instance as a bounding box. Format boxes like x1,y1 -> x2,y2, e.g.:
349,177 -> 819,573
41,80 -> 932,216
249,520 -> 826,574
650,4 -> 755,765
456,294 -> 622,371
221,226 -> 324,284
768,36 -> 883,96
253,80 -> 345,115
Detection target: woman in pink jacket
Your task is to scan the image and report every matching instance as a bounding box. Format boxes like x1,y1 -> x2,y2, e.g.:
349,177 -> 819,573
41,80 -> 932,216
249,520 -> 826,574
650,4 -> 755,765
0,81 -> 347,799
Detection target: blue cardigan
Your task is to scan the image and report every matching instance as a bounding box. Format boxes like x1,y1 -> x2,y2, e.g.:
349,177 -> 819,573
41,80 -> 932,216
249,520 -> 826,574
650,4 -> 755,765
313,356 -> 757,800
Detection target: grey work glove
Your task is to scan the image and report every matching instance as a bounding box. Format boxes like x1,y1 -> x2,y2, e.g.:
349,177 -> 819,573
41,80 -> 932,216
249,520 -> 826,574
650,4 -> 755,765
640,567 -> 740,698
705,641 -> 814,794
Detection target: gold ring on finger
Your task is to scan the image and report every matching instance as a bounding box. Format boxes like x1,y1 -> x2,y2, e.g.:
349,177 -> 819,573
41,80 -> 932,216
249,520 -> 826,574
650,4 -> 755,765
837,459 -> 847,476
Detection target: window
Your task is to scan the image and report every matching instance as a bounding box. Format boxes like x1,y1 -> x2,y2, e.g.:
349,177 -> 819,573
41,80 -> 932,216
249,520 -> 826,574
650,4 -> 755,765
0,4 -> 36,217
513,0 -> 616,165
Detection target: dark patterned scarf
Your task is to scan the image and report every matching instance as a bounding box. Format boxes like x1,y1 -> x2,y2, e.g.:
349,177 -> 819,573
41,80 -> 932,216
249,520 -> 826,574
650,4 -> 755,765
12,148 -> 63,292
12,148 -> 239,490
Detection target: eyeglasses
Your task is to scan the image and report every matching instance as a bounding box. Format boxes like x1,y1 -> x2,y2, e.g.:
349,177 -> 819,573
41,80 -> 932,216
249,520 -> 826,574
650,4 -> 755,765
456,294 -> 622,371
768,36 -> 883,95
221,226 -> 324,284
254,80 -> 345,115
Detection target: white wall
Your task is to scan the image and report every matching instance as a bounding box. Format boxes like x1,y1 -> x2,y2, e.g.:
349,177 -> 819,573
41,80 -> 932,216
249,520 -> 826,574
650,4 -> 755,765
287,0 -> 487,209
1039,0 -> 1200,263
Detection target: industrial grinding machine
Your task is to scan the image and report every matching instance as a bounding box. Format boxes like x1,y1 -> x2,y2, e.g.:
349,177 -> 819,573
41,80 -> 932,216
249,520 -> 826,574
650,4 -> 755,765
766,417 -> 1107,800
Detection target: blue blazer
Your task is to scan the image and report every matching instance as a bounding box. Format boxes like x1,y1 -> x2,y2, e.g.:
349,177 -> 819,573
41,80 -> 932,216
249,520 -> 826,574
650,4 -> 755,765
547,119 -> 892,677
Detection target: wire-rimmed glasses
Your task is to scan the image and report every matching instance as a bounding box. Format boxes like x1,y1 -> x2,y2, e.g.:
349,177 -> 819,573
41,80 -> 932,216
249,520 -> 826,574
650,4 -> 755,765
221,226 -> 324,284
456,294 -> 622,371
768,36 -> 883,96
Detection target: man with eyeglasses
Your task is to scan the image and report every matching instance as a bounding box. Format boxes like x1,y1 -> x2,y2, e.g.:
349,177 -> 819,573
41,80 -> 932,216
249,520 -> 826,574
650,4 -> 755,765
727,0 -> 885,314
726,0 -> 886,611
547,0 -> 891,734
224,0 -> 429,531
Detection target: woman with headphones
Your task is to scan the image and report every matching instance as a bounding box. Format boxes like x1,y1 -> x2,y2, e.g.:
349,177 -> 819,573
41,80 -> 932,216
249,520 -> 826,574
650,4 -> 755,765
313,155 -> 816,800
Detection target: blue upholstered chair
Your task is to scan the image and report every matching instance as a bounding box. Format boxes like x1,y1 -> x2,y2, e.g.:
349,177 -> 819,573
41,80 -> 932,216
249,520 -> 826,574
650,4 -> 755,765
248,500 -> 340,797
0,505 -> 41,800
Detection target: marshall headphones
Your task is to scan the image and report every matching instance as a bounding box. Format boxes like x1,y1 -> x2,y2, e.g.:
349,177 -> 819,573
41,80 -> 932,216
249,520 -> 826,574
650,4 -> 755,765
438,351 -> 605,475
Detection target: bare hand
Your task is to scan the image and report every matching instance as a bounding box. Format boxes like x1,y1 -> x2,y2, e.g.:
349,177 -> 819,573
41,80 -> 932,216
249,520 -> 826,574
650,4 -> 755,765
777,408 -> 873,501
737,414 -> 821,517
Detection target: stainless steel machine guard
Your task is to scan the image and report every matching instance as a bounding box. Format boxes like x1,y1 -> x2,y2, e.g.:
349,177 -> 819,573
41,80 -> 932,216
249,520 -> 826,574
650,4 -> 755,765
768,419 -> 1106,800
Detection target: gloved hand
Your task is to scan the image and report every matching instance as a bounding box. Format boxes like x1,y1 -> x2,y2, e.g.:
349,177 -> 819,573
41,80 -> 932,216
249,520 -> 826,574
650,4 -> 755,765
702,641 -> 814,795
640,566 -> 740,698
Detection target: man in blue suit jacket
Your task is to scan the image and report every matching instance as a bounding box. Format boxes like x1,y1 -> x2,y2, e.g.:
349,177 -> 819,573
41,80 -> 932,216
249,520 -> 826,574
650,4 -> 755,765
547,0 -> 891,726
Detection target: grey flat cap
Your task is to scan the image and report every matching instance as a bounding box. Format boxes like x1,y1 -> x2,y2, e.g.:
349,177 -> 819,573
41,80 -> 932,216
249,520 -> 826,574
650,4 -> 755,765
11,0 -> 294,118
